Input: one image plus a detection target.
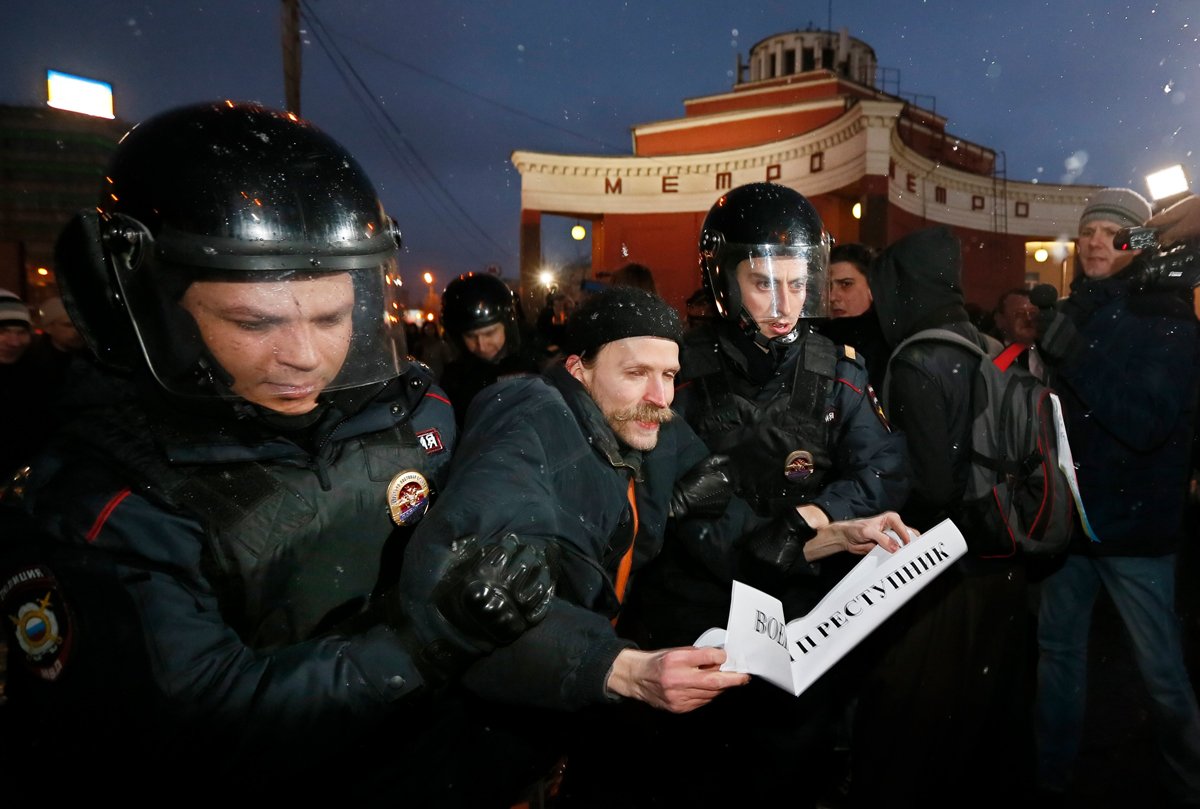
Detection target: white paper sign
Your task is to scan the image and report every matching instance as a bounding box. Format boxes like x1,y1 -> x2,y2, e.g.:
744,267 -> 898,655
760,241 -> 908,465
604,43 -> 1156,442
1048,392 -> 1096,542
697,518 -> 968,696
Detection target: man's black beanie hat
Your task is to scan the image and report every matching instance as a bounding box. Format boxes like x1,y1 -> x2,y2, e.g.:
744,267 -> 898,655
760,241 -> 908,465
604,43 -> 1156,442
563,286 -> 683,357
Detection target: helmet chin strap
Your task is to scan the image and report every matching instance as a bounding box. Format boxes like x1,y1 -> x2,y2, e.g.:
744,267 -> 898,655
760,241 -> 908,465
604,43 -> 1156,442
736,307 -> 801,351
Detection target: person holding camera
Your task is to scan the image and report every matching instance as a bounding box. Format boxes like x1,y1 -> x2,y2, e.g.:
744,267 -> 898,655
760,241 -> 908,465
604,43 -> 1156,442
1034,188 -> 1200,804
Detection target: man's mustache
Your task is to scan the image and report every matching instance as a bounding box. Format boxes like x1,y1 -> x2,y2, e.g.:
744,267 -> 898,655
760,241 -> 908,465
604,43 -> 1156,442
610,403 -> 674,424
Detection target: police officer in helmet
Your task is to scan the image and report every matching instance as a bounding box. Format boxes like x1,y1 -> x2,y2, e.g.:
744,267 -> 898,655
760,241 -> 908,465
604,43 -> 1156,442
439,271 -> 540,424
1,102 -> 553,801
624,182 -> 909,806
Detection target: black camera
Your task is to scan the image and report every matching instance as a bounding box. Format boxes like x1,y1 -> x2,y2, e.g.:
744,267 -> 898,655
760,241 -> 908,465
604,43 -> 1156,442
1114,226 -> 1200,290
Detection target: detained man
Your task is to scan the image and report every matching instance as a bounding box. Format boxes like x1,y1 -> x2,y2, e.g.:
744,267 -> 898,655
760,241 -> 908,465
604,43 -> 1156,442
401,279 -> 913,806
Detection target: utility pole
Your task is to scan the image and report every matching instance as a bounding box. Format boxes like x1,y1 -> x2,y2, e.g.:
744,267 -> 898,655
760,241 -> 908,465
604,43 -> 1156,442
281,0 -> 301,115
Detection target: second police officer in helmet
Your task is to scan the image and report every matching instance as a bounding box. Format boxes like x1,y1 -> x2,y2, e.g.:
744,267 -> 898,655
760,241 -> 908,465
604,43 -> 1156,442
0,102 -> 554,801
439,271 -> 541,425
624,182 -> 910,805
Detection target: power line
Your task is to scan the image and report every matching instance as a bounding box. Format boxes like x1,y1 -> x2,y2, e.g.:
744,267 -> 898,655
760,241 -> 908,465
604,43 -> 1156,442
300,0 -> 510,267
329,30 -> 630,155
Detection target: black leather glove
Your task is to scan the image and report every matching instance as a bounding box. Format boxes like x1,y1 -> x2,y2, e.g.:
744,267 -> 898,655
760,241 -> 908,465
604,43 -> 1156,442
670,454 -> 734,519
387,533 -> 557,683
737,509 -> 818,586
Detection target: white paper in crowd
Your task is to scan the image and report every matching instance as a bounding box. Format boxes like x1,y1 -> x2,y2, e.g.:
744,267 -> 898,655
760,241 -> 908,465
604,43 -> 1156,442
1049,392 -> 1097,542
701,518 -> 968,696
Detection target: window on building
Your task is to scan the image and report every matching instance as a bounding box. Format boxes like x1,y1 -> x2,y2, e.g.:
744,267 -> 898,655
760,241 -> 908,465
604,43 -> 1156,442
783,49 -> 796,75
802,48 -> 815,72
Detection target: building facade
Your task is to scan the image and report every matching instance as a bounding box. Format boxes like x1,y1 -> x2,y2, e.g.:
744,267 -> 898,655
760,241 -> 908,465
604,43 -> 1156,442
513,28 -> 1090,313
0,105 -> 126,304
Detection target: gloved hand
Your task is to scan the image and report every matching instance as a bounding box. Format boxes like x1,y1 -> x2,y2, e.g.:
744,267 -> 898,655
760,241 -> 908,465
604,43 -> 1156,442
386,533 -> 557,683
1029,284 -> 1083,366
737,509 -> 818,586
1036,308 -> 1084,366
670,454 -> 734,519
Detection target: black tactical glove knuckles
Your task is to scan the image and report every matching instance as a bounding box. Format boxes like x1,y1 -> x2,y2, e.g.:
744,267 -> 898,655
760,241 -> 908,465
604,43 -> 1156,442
670,454 -> 734,520
388,533 -> 557,684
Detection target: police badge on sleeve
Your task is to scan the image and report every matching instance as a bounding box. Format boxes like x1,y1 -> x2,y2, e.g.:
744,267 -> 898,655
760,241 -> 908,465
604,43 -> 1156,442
1,564 -> 74,682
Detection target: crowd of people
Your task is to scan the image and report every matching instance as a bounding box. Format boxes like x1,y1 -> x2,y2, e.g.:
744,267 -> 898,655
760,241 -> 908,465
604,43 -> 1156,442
3,100 -> 1200,808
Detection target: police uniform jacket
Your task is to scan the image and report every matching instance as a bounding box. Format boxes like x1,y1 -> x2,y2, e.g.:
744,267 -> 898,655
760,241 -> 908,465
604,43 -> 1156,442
2,367 -> 456,774
401,363 -> 747,711
440,343 -> 542,427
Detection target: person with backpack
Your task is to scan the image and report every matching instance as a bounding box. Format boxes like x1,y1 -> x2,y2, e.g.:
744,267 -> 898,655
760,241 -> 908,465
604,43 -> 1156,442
1033,188 -> 1200,805
850,226 -> 1039,807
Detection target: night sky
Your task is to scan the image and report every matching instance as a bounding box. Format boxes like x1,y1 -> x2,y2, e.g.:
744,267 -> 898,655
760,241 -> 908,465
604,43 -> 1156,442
4,1 -> 1197,290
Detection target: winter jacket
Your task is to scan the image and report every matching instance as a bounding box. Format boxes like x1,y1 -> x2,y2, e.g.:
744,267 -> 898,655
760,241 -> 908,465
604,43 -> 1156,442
401,363 -> 744,711
872,226 -> 982,531
1050,270 -> 1200,555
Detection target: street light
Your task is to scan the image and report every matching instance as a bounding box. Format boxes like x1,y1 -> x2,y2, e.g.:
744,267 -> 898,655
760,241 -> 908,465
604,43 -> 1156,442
422,271 -> 436,314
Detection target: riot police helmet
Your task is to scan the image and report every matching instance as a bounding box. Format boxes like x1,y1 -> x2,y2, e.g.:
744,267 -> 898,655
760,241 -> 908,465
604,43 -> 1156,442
54,101 -> 407,414
699,183 -> 831,340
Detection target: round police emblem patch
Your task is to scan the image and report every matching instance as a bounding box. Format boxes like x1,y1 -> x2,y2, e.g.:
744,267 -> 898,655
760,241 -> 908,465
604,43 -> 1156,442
1,564 -> 73,682
386,470 -> 430,526
784,450 -> 815,482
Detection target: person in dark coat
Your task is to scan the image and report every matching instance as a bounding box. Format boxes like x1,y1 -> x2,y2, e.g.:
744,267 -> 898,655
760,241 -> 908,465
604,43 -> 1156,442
850,226 -> 1034,807
1,102 -> 553,803
1034,188 -> 1200,804
818,241 -> 890,389
0,290 -> 53,480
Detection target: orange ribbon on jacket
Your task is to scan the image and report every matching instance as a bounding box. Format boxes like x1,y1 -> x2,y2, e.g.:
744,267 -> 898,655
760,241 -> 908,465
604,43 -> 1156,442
613,478 -> 639,606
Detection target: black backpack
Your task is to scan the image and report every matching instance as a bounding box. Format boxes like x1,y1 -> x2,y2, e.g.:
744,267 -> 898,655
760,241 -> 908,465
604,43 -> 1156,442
884,329 -> 1073,557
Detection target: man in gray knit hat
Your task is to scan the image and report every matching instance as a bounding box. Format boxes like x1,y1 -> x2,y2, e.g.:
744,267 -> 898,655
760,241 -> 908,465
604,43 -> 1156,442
1076,186 -> 1154,280
0,289 -> 33,366
1034,188 -> 1200,803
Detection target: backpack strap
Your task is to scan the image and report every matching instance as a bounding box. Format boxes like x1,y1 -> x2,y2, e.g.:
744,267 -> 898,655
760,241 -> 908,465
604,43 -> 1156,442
881,327 -> 987,410
993,342 -> 1028,372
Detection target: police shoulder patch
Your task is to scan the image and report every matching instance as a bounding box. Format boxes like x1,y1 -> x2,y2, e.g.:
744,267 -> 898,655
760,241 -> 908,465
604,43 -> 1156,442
1,564 -> 74,682
842,345 -> 857,361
